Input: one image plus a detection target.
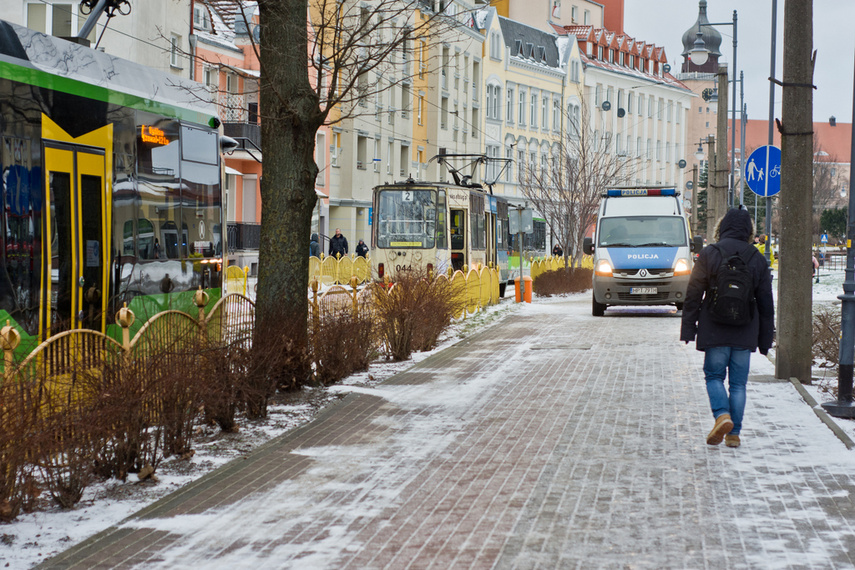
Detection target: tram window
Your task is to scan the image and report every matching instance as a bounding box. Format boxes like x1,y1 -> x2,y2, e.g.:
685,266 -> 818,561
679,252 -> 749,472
450,210 -> 465,250
160,221 -> 181,259
181,126 -> 218,165
123,220 -> 134,256
138,218 -> 156,259
181,159 -> 221,257
436,191 -> 447,249
376,189 -> 437,248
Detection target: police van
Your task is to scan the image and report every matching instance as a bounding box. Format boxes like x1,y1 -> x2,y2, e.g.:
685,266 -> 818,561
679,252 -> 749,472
583,188 -> 703,316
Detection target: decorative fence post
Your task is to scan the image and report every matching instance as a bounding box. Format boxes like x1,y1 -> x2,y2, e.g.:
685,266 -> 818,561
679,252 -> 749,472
0,320 -> 21,382
116,303 -> 135,354
194,287 -> 210,341
350,275 -> 359,320
311,278 -> 320,337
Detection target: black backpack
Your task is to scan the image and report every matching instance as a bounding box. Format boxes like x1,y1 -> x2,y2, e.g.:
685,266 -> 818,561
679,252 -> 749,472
707,244 -> 757,326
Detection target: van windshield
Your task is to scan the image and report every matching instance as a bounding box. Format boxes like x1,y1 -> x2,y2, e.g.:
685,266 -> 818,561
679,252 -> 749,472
598,216 -> 687,247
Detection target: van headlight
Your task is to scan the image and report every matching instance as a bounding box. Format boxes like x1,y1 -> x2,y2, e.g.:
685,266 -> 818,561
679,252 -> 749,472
674,258 -> 691,276
595,259 -> 613,276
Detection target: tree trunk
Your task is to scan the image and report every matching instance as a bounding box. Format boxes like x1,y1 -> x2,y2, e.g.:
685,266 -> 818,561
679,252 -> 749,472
256,0 -> 324,386
776,0 -> 814,382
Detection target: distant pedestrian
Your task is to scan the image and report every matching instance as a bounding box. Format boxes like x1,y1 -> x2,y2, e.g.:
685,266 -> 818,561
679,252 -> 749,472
813,252 -> 820,283
755,234 -> 775,266
356,239 -> 369,258
310,233 -> 320,257
552,243 -> 563,257
680,208 -> 775,448
329,228 -> 348,258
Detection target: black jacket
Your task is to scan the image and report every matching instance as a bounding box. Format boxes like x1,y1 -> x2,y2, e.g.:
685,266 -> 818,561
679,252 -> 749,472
680,209 -> 774,353
355,242 -> 368,257
310,233 -> 320,257
329,234 -> 348,257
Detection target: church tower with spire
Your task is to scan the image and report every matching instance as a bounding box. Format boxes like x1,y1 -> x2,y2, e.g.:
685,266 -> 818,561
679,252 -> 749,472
680,0 -> 723,73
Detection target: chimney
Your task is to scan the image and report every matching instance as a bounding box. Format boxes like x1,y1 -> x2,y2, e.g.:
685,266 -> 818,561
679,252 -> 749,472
830,116 -> 837,127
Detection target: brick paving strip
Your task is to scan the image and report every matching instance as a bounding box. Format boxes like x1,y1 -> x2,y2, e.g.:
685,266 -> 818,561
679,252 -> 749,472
41,298 -> 855,569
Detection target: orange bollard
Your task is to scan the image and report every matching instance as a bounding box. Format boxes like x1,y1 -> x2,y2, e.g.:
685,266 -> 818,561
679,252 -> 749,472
514,276 -> 533,303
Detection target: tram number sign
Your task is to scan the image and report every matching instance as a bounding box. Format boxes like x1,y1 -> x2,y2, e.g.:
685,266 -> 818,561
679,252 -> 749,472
402,190 -> 414,202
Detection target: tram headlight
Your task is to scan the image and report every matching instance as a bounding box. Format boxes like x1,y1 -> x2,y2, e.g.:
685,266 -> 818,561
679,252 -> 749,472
414,251 -> 422,262
674,258 -> 691,276
595,260 -> 613,277
389,251 -> 397,260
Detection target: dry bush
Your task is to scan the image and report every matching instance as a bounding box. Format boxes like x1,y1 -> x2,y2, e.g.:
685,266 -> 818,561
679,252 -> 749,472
533,268 -> 593,297
813,307 -> 840,371
199,339 -> 248,433
0,377 -> 37,521
242,314 -> 311,419
373,270 -> 462,361
310,306 -> 375,386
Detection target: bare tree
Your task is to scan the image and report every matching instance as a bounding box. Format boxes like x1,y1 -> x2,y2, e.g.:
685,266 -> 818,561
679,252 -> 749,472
812,136 -> 847,235
203,0 -> 463,384
517,100 -> 632,267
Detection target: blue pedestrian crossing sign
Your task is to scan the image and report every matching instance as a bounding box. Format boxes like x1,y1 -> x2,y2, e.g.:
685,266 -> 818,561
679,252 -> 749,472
745,145 -> 781,197
821,233 -> 829,244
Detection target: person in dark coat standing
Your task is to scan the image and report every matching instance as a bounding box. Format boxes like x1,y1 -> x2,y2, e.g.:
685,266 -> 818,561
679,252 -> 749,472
329,228 -> 348,258
680,208 -> 774,448
355,239 -> 369,258
552,243 -> 563,257
309,233 -> 320,257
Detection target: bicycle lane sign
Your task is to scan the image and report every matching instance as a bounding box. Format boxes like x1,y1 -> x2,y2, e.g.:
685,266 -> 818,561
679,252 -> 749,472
745,145 -> 782,197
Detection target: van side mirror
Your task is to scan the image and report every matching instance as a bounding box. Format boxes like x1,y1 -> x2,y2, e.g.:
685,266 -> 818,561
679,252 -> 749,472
691,236 -> 704,253
583,236 -> 594,255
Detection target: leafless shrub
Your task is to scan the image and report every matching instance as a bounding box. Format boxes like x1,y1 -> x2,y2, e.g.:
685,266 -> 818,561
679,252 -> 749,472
310,305 -> 376,386
0,377 -> 36,521
373,269 -> 462,361
533,268 -> 594,297
813,307 -> 840,371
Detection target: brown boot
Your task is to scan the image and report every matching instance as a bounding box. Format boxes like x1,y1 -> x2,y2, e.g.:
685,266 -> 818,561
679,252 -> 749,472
706,414 -> 734,445
725,434 -> 741,448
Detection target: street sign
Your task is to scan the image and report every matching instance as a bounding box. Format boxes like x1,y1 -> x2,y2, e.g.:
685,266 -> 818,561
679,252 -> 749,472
745,145 -> 782,197
821,233 -> 829,244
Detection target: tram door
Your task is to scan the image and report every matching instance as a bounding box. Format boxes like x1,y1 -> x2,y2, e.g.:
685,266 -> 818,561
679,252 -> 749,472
43,144 -> 107,338
450,209 -> 466,272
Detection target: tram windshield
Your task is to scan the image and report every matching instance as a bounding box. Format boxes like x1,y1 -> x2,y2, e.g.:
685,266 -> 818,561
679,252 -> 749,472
376,189 -> 437,248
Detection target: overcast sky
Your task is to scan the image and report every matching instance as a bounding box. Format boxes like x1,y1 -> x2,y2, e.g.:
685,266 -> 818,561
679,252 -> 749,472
623,0 -> 855,126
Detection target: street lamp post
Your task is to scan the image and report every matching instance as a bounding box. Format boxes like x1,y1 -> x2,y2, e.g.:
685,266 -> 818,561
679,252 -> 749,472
689,10 -> 738,209
694,135 -> 716,240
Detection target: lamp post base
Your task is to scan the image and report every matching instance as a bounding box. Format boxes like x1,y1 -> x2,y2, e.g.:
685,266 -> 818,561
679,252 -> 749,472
821,400 -> 855,418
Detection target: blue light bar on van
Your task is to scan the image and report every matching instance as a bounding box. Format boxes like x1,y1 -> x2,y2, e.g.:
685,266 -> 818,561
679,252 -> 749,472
605,188 -> 677,197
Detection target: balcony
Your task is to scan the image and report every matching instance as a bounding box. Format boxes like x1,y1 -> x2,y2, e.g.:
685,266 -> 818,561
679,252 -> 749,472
228,222 -> 261,251
223,122 -> 261,153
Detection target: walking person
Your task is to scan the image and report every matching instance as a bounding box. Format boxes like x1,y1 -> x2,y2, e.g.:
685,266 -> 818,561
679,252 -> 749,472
680,208 -> 775,448
310,233 -> 320,257
355,239 -> 369,258
552,243 -> 563,257
329,228 -> 348,258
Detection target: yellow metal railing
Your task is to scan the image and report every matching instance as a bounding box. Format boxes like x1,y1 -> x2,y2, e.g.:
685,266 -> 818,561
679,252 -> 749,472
310,254 -> 372,286
225,265 -> 249,295
530,255 -> 593,281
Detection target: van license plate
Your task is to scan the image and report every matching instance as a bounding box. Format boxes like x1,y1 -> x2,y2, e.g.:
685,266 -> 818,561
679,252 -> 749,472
630,287 -> 657,294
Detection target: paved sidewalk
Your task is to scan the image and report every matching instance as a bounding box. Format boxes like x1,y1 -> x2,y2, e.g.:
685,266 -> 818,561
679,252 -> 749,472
42,296 -> 855,569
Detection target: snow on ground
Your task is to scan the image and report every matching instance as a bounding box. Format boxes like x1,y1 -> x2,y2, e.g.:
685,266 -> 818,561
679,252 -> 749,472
4,268 -> 855,568
0,293 -> 526,569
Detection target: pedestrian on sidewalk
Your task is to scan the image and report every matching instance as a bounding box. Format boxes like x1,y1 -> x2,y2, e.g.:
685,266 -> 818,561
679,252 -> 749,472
356,239 -> 369,258
812,252 -> 820,283
680,208 -> 775,448
329,228 -> 348,258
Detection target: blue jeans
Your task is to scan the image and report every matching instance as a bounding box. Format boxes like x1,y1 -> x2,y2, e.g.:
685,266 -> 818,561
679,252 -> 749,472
703,347 -> 751,435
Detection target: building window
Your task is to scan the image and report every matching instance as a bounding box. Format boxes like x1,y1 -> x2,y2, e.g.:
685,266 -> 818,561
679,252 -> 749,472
552,97 -> 560,131
584,9 -> 590,24
441,96 -> 449,129
331,132 -> 341,167
357,136 -> 368,170
418,94 -> 424,125
506,86 -> 515,123
571,6 -> 577,21
627,91 -> 633,114
530,92 -> 537,128
170,34 -> 181,68
472,60 -> 480,100
518,90 -> 526,126
315,133 -> 325,186
400,145 -> 409,177
552,0 -> 561,18
542,96 -> 549,130
387,141 -> 394,174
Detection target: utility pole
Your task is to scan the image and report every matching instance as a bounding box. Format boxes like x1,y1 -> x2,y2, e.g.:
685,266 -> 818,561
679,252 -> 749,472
776,0 -> 813,382
716,64 -> 729,216
705,135 -> 717,239
692,164 -> 699,234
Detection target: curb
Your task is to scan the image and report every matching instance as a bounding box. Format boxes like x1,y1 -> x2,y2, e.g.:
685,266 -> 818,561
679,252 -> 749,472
789,376 -> 855,450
